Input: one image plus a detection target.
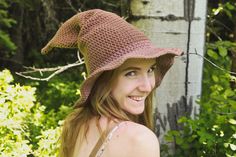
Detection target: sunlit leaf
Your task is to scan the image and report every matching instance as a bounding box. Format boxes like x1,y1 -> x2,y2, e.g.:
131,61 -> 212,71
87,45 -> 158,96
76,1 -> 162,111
207,49 -> 218,60
229,119 -> 236,125
218,46 -> 227,57
229,144 -> 236,151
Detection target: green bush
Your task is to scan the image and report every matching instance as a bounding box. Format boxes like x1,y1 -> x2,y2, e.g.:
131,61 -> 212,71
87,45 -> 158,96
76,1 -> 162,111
164,41 -> 236,157
35,74 -> 82,111
0,69 -> 71,156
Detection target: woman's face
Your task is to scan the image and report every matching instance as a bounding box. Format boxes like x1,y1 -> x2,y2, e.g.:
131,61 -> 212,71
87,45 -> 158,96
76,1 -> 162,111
111,58 -> 157,115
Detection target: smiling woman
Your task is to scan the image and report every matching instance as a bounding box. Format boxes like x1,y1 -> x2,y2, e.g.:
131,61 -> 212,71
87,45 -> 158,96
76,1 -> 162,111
41,9 -> 182,157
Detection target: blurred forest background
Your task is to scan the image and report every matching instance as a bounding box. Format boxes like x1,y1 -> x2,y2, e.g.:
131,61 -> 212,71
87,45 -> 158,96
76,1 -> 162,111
0,0 -> 236,156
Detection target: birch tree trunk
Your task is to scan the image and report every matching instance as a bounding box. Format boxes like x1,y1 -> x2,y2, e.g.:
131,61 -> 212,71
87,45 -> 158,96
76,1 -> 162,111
127,0 -> 207,149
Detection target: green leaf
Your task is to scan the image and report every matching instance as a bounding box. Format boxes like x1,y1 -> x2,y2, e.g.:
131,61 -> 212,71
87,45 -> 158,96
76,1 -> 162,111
0,30 -> 17,51
232,134 -> 236,139
218,46 -> 228,57
177,116 -> 188,123
176,137 -> 184,145
0,18 -> 17,28
164,134 -> 174,142
212,75 -> 219,82
225,2 -> 235,10
229,119 -> 236,125
224,89 -> 235,97
229,100 -> 236,108
224,143 -> 229,148
0,10 -> 8,17
0,1 -> 8,8
207,49 -> 218,60
229,144 -> 236,151
225,9 -> 232,18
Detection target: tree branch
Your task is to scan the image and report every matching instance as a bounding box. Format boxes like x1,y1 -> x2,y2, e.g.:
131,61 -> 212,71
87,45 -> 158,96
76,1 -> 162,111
65,0 -> 80,13
16,49 -> 236,82
15,60 -> 84,81
188,49 -> 236,75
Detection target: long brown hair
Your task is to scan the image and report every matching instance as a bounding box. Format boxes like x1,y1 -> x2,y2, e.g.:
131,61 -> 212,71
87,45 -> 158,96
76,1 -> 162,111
59,69 -> 155,157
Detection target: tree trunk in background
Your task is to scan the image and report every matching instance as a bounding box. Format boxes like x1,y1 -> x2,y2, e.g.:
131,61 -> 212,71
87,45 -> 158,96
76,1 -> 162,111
128,0 -> 207,151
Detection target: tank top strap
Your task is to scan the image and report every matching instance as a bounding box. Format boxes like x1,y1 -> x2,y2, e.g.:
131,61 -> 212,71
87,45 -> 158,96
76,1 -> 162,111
89,121 -> 125,157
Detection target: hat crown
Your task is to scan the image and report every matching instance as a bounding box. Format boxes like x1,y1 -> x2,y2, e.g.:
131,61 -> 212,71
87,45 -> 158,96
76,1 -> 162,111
77,9 -> 151,74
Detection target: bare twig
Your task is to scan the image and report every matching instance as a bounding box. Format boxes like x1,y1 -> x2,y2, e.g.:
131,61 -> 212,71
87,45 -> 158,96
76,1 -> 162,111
20,66 -> 62,74
206,25 -> 222,41
211,19 -> 233,32
101,0 -> 119,8
16,60 -> 84,81
77,50 -> 83,63
213,110 -> 236,115
187,49 -> 236,75
65,0 -> 80,13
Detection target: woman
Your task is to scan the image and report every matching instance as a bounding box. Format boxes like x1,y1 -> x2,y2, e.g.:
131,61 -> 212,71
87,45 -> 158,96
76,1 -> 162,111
41,9 -> 182,157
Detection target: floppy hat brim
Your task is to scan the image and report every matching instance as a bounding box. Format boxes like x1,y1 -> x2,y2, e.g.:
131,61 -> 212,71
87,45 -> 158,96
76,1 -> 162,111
75,46 -> 182,107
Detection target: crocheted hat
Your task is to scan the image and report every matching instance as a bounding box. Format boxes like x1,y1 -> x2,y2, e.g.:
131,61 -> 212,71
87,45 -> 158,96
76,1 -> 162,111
41,9 -> 182,106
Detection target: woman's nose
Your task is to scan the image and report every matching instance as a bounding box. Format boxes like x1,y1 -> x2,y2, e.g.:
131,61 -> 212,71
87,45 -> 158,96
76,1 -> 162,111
138,75 -> 154,93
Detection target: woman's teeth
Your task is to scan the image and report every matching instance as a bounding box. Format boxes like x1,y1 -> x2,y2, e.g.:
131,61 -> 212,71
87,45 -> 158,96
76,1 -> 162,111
129,96 -> 144,101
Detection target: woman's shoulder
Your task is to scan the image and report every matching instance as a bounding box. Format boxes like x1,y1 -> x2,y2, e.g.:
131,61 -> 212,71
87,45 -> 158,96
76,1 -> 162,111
115,121 -> 160,157
121,121 -> 157,139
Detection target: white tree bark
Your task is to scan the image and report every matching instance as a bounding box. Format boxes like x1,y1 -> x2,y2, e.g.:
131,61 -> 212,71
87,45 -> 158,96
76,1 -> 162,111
129,0 -> 207,147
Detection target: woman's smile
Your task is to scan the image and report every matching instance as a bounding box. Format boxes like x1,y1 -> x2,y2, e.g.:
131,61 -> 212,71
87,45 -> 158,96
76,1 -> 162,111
128,96 -> 146,101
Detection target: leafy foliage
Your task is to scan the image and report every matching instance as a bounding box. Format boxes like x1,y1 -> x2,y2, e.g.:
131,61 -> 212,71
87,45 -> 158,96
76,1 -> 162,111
164,42 -> 236,157
0,69 -> 72,156
0,69 -> 34,156
32,71 -> 83,111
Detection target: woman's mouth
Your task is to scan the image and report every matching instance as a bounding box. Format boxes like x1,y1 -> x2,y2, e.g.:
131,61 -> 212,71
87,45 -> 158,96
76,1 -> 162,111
128,96 -> 145,102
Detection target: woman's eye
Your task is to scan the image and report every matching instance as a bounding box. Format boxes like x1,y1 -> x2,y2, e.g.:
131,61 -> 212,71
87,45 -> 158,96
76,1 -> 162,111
125,71 -> 136,77
148,65 -> 157,73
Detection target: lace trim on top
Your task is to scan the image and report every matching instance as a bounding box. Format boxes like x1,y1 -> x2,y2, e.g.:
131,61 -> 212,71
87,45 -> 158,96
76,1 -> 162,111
96,122 -> 125,157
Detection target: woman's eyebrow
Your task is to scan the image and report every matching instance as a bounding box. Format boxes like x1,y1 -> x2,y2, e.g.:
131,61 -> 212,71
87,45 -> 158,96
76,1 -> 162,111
122,63 -> 157,72
122,66 -> 141,72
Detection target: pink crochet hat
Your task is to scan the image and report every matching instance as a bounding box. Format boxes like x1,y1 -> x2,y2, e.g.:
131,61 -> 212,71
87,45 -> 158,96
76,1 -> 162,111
41,9 -> 182,106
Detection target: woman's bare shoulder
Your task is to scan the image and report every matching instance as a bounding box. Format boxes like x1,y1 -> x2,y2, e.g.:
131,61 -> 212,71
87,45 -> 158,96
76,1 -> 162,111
121,121 -> 158,139
118,121 -> 160,157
